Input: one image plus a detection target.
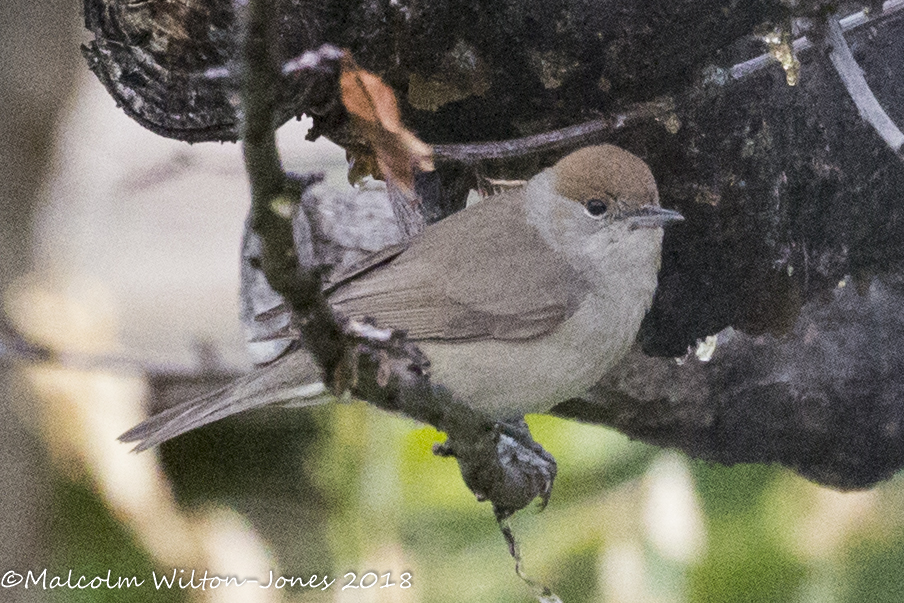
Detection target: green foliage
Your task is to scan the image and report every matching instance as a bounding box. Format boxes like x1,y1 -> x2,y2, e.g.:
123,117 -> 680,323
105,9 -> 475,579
846,540 -> 904,603
49,412 -> 904,603
51,477 -> 184,603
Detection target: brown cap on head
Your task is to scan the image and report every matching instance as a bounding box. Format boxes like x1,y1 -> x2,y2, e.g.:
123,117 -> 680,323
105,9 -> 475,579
552,145 -> 659,209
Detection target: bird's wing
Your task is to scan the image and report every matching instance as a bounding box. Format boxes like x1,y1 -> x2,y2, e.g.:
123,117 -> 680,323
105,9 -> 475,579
328,194 -> 589,341
120,196 -> 584,450
324,241 -> 410,291
119,349 -> 329,451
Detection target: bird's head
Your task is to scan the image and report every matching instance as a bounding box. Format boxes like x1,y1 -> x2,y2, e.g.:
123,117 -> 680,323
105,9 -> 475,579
551,144 -> 682,229
527,144 -> 682,282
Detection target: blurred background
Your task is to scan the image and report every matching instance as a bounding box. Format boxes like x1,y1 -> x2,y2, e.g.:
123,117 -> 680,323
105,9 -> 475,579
5,2 -> 904,603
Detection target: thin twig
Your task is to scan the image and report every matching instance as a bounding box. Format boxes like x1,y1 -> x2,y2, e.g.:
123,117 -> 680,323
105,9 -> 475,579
432,99 -> 675,164
0,309 -> 232,376
729,0 -> 904,80
240,0 -> 347,376
825,11 -> 904,159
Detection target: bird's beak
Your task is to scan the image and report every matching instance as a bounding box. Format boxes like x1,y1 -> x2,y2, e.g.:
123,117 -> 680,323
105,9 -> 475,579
623,205 -> 684,229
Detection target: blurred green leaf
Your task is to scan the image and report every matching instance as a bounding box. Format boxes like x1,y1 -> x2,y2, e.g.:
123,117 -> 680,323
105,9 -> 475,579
51,476 -> 184,603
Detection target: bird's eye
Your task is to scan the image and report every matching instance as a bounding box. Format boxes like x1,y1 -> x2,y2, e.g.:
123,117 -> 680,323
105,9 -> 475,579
585,198 -> 608,218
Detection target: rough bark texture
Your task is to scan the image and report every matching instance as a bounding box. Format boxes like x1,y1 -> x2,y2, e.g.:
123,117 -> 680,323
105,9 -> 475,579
82,0 -> 904,490
556,275 -> 904,490
82,0 -> 791,143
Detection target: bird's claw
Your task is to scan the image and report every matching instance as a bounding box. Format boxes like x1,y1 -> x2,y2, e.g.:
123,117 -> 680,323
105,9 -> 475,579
491,420 -> 558,520
434,418 -> 557,520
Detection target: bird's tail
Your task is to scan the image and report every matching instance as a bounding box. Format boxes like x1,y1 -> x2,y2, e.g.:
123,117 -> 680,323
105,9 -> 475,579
119,350 -> 331,451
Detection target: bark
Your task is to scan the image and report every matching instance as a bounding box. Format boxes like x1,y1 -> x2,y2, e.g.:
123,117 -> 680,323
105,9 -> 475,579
81,0 -> 904,491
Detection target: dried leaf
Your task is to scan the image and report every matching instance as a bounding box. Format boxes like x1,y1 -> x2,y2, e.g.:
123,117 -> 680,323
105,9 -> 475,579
339,53 -> 434,193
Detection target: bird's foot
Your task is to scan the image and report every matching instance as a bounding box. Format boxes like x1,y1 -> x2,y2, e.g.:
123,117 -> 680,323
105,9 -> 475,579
434,417 -> 557,521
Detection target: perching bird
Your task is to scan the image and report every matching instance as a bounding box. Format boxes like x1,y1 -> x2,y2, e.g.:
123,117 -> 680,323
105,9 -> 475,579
121,145 -> 682,450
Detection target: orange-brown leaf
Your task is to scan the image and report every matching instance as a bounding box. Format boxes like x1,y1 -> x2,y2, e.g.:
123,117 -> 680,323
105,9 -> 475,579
339,53 -> 434,193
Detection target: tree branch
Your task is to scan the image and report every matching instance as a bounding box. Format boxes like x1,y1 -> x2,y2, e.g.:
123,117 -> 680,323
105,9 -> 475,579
237,0 -> 556,521
432,99 -> 675,164
240,0 -> 346,378
825,10 -> 904,160
728,0 -> 904,80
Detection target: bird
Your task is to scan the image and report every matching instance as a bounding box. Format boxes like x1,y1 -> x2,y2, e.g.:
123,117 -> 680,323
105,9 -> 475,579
120,144 -> 682,451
